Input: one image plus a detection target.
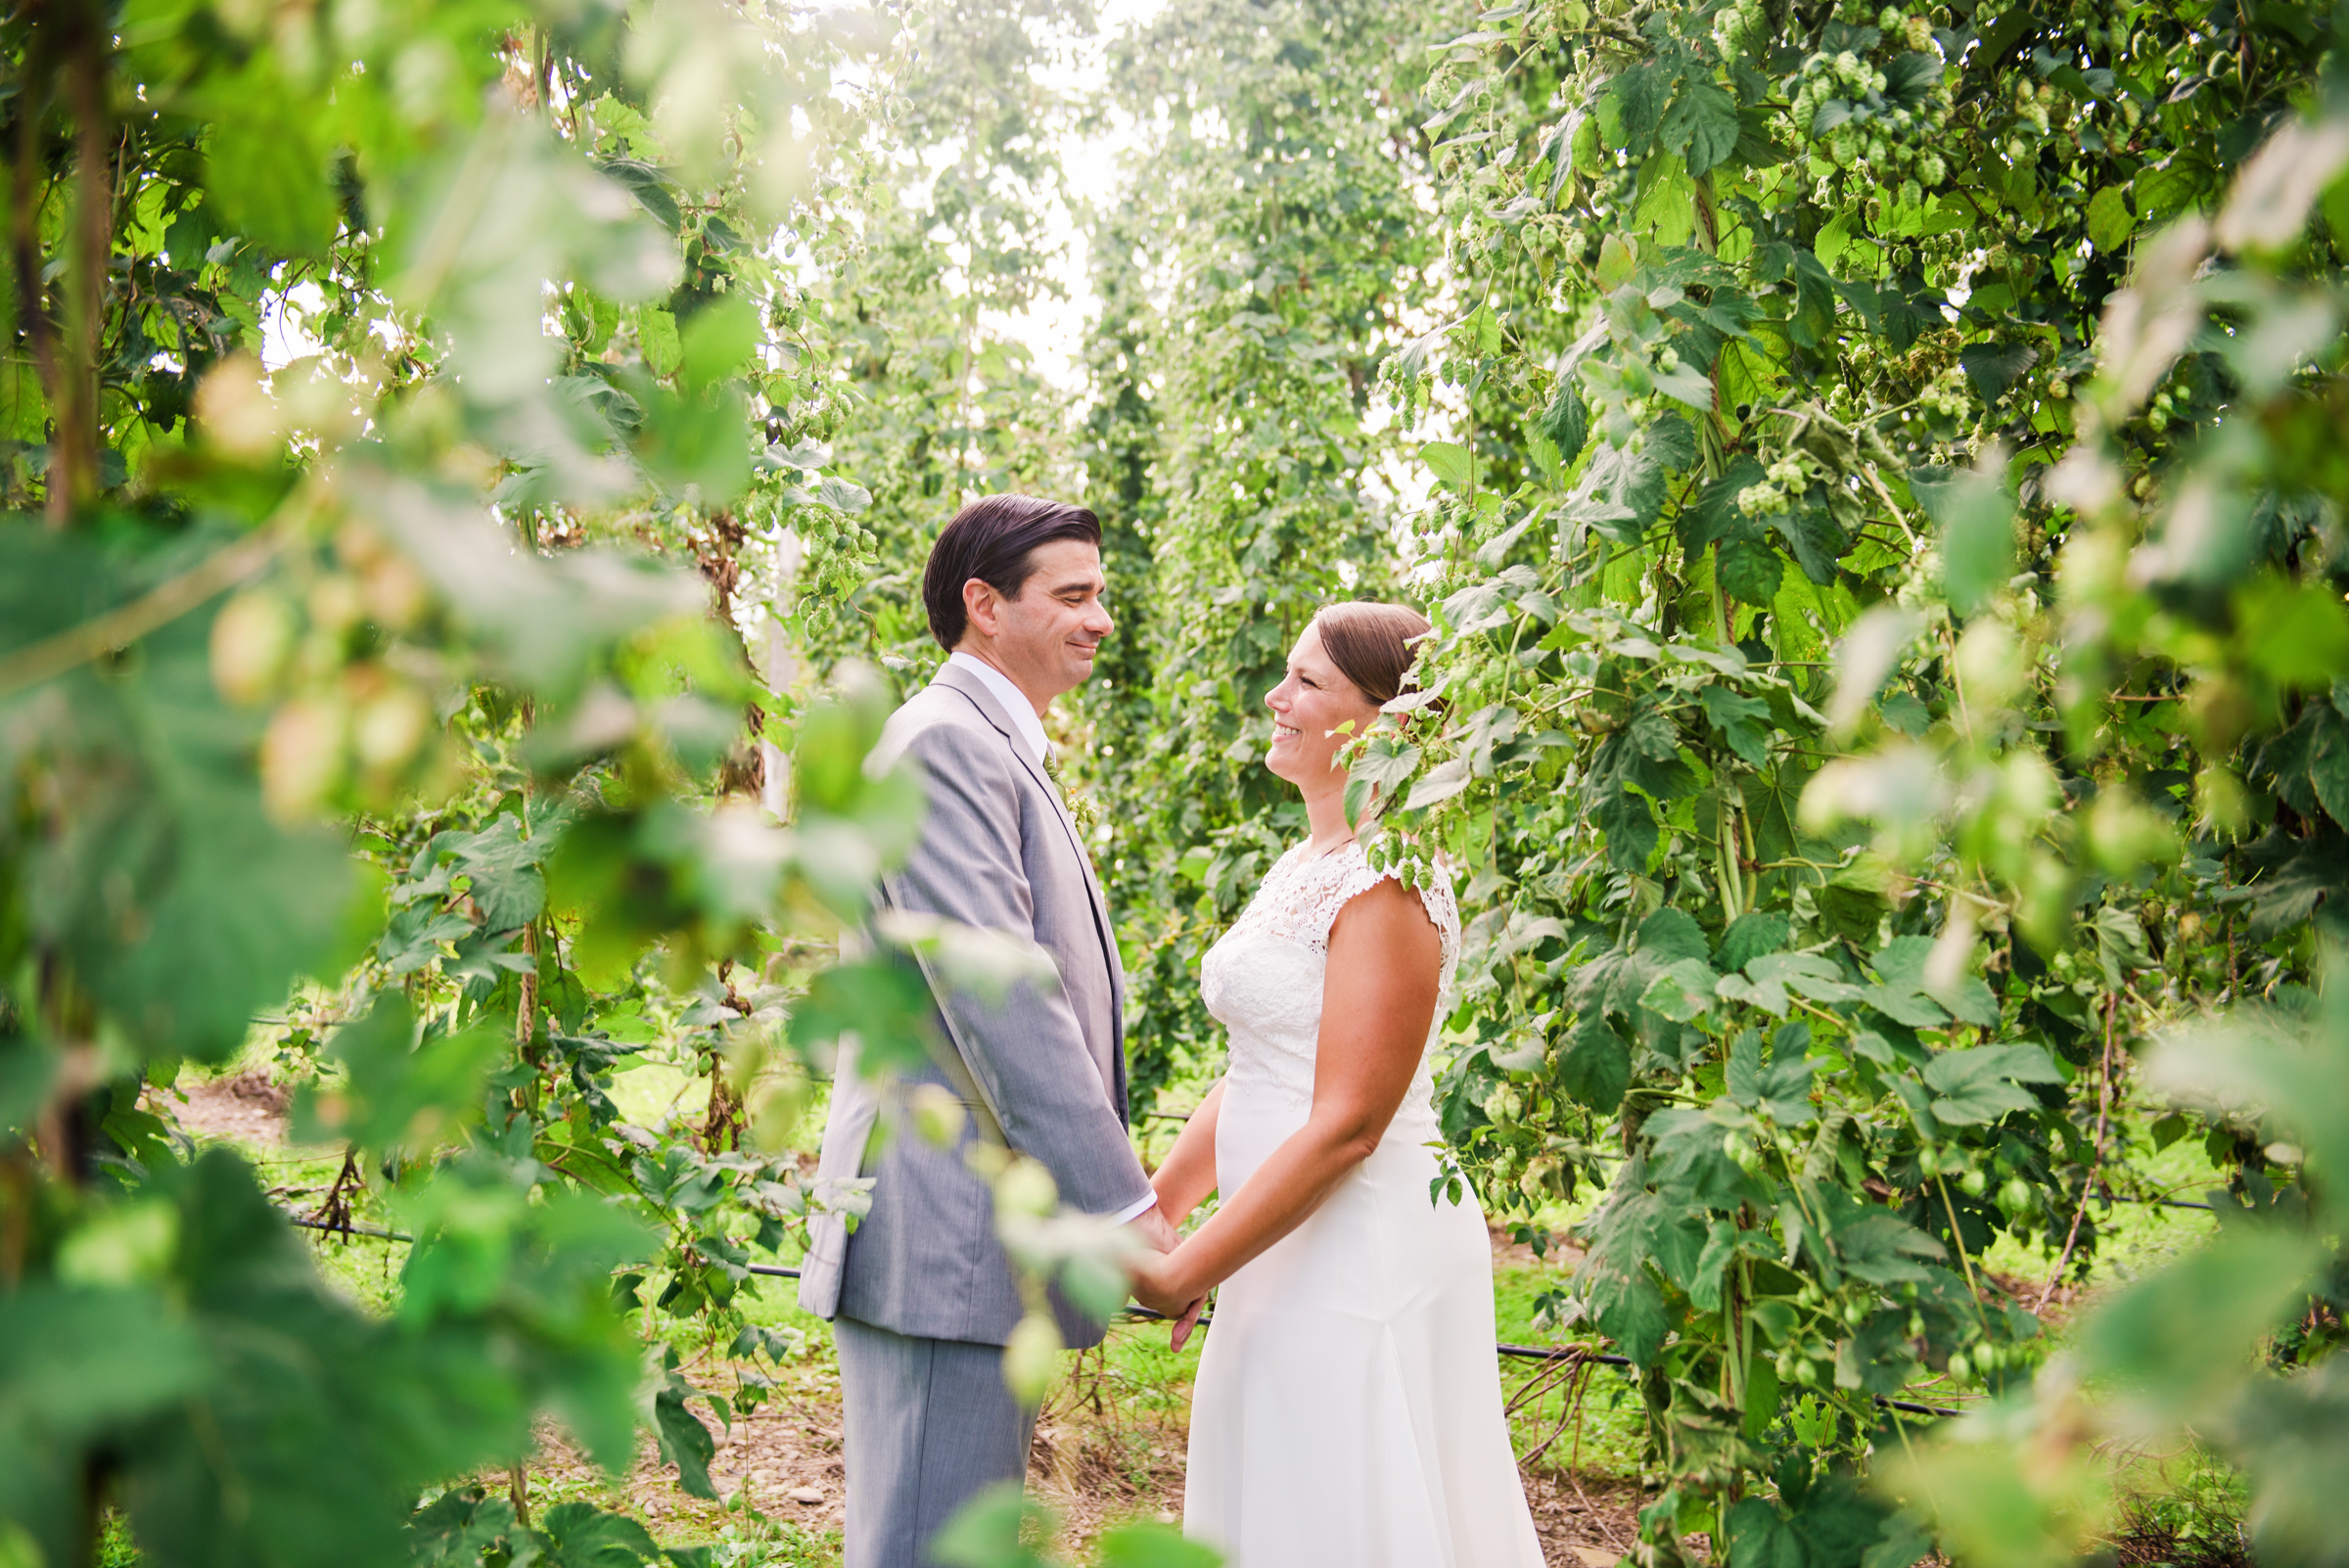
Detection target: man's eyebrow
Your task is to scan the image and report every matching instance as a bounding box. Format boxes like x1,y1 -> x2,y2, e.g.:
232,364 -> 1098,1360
1044,576 -> 1105,596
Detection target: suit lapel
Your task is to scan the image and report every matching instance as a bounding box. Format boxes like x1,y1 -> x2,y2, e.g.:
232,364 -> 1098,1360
932,666 -> 1124,1017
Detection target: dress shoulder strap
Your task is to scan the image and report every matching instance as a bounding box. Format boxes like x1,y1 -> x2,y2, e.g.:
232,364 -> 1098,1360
1300,842 -> 1462,981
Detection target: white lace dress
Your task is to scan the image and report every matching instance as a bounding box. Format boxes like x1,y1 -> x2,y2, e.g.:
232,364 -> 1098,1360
1183,841 -> 1543,1568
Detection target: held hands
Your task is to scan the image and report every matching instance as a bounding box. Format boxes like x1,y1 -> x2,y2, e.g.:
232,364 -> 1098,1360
1124,1208 -> 1207,1348
1128,1247 -> 1208,1347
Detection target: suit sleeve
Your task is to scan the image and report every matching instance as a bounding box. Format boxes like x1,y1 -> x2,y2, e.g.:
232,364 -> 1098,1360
889,720 -> 1154,1219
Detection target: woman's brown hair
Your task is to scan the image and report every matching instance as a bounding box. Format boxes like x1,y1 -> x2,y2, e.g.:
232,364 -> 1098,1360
1312,601 -> 1433,708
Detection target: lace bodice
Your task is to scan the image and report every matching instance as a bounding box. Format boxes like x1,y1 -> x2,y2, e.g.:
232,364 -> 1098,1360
1199,840 -> 1460,1126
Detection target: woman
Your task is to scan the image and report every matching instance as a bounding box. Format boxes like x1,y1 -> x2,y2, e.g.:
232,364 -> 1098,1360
1130,602 -> 1543,1567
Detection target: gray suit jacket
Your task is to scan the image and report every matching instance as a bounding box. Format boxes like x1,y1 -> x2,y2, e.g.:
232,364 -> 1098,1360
797,662 -> 1152,1348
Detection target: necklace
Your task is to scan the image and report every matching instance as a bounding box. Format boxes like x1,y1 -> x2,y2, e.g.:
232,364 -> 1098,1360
1304,832 -> 1357,861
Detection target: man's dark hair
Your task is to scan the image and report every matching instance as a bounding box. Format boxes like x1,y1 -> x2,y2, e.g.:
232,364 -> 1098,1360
921,494 -> 1102,651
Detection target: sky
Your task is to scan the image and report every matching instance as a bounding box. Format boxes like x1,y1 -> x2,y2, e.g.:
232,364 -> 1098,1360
972,0 -> 1167,392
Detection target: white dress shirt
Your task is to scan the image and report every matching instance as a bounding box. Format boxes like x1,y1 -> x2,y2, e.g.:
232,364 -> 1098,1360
946,651 -> 1049,766
943,651 -> 1157,1226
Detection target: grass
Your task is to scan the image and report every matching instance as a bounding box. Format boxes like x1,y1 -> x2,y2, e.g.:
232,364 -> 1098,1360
148,1043 -> 2272,1568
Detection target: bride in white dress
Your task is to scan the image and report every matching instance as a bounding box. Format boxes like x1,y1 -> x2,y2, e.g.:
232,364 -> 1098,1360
1128,603 -> 1544,1568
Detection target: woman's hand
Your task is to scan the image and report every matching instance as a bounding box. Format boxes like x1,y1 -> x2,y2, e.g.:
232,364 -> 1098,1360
1128,1245 -> 1204,1324
1167,1292 -> 1206,1353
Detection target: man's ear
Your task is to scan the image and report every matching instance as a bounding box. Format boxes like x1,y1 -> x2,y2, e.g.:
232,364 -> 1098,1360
962,576 -> 1001,641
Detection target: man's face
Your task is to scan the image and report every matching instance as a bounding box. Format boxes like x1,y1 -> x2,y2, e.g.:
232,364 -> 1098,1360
964,537 -> 1114,705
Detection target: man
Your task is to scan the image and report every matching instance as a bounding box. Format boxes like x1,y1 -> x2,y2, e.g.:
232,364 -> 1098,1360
798,494 -> 1177,1568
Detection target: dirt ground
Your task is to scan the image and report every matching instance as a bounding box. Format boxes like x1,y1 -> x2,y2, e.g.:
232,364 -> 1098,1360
168,1070 -> 292,1147
524,1352 -> 1649,1566
193,1073 -> 1650,1564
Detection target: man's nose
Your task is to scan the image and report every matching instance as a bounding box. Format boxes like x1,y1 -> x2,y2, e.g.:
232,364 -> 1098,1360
1086,599 -> 1114,637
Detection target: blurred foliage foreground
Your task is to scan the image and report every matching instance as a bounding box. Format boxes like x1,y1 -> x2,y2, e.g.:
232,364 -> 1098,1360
0,4 -> 1177,1568
6,0 -> 2349,1567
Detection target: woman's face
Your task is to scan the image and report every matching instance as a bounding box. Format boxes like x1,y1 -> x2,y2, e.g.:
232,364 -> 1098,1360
1265,624 -> 1381,790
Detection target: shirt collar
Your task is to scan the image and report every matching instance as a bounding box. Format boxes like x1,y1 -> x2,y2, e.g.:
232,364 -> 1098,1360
945,651 -> 1050,767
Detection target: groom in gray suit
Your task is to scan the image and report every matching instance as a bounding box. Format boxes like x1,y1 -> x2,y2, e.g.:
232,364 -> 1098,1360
799,495 -> 1178,1567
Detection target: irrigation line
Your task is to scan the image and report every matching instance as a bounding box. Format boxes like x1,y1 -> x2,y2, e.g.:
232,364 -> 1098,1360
286,1214 -> 415,1243
280,1216 -> 2032,1421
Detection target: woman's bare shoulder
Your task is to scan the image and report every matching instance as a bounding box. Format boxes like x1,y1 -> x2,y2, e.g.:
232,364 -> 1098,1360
1326,865 -> 1443,963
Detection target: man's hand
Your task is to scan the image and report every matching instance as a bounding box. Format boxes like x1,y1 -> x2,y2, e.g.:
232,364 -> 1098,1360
1128,1202 -> 1179,1256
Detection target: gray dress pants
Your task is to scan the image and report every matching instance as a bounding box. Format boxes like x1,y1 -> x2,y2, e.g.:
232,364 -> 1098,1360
834,1316 -> 1036,1568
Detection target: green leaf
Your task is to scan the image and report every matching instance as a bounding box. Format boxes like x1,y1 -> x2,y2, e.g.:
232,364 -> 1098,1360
2146,975 -> 2349,1184
1719,912 -> 1790,971
2236,575 -> 2349,693
446,813 -> 552,932
1862,1512 -> 1935,1568
679,294 -> 761,392
1541,381 -> 1589,465
1625,708 -> 1679,764
1094,1521 -> 1224,1568
1683,457 -> 1768,549
537,1501 -> 665,1568
598,159 -> 683,231
929,1482 -> 1051,1568
1556,1008 -> 1633,1113
1749,950 -> 1864,1005
1405,756 -> 1474,809
636,384 -> 753,502
1830,1213 -> 1945,1284
2309,713 -> 2349,830
638,308 -> 684,379
1882,51 -> 1945,103
654,1359 -> 721,1500
1771,499 -> 1849,586
295,996 -> 506,1151
1595,779 -> 1660,872
1637,906 -> 1712,964
1958,341 -> 2039,402
2081,1227 -> 2326,1423
1727,1498 -> 1805,1568
1702,683 -> 1773,766
1634,151 -> 1698,247
1595,233 -> 1638,291
1816,209 -> 1859,273
1661,80 -> 1741,176
1920,1043 -> 2062,1126
788,958 -> 939,1081
204,68 -> 338,254
1612,62 -> 1669,152
1587,1250 -> 1668,1365
379,902 -> 473,975
1816,877 -> 1888,945
2087,184 -> 2137,253
1421,439 -> 1475,493
1787,250 -> 1837,347
1639,956 -> 1720,1022
1717,536 -> 1785,604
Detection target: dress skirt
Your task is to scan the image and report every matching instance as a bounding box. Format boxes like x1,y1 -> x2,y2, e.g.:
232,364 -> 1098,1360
1182,1092 -> 1546,1568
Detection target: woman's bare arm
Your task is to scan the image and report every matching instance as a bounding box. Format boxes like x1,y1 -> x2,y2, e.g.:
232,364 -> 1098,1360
1148,1077 -> 1226,1224
1131,875 -> 1441,1312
